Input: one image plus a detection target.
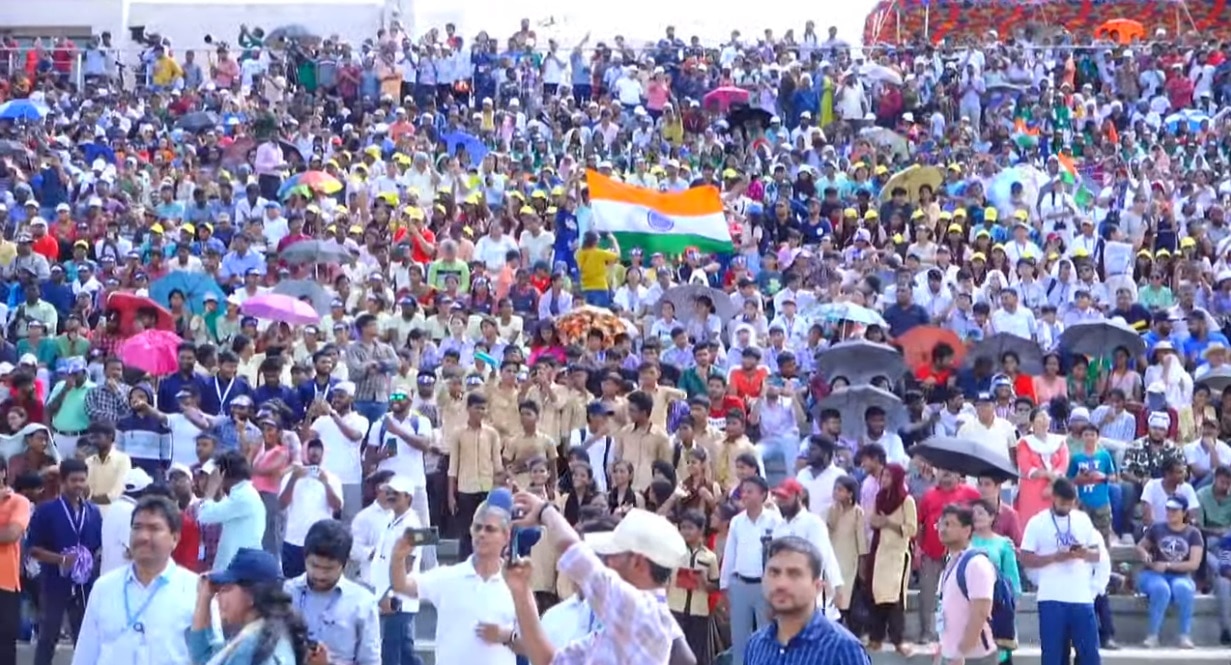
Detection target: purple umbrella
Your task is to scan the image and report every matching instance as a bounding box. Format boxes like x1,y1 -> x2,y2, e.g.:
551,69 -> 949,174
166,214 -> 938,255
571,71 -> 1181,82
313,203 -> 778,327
240,293 -> 320,325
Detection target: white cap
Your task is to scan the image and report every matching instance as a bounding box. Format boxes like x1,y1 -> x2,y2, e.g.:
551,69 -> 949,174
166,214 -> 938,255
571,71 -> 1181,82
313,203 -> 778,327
124,467 -> 154,493
331,381 -> 356,397
585,508 -> 688,568
18,353 -> 36,366
383,475 -> 417,495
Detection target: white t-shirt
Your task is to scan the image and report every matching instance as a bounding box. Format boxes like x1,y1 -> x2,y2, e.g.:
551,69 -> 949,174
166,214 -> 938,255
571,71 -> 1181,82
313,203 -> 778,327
280,471 -> 344,546
474,235 -> 519,272
368,413 -> 434,489
957,417 -> 1018,461
417,559 -> 518,665
518,230 -> 556,265
990,307 -> 1037,341
1020,508 -> 1101,604
1182,439 -> 1231,476
1140,478 -> 1199,522
100,496 -> 136,576
795,463 -> 846,517
365,508 -> 422,612
311,412 -> 370,485
166,413 -> 204,468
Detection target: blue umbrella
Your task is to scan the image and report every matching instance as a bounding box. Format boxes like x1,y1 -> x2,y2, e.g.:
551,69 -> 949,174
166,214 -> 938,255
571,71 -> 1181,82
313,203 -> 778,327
1165,109 -> 1211,134
0,99 -> 49,121
440,131 -> 489,168
149,271 -> 226,314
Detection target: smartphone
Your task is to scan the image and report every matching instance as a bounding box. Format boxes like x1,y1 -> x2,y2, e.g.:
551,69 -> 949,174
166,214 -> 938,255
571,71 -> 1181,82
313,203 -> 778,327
404,526 -> 440,547
307,465 -> 320,478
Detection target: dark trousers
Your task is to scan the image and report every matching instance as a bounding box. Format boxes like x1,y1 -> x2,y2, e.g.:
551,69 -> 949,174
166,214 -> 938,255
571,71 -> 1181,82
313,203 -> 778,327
456,491 -> 487,559
281,542 -> 305,579
672,611 -> 713,665
0,588 -> 20,665
258,173 -> 282,202
866,598 -> 906,646
379,612 -> 421,665
35,585 -> 86,665
426,466 -> 449,530
1039,601 -> 1100,665
1095,594 -> 1115,642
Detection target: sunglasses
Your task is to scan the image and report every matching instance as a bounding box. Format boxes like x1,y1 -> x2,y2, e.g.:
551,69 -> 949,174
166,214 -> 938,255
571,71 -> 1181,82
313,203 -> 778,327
390,392 -> 409,402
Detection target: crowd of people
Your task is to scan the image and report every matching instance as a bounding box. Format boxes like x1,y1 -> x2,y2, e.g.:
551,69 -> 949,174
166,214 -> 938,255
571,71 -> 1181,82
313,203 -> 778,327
0,10 -> 1228,665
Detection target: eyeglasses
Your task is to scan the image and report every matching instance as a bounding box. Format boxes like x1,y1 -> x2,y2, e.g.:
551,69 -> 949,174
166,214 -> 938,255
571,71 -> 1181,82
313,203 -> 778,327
389,392 -> 409,402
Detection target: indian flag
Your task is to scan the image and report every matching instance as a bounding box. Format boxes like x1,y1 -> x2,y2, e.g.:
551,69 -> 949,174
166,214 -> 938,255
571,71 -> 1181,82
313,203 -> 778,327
587,170 -> 733,256
1056,153 -> 1095,209
1012,119 -> 1039,152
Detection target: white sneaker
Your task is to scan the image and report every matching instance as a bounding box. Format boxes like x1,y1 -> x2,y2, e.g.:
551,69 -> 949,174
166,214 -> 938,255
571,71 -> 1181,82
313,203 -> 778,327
1178,635 -> 1195,649
1142,635 -> 1159,648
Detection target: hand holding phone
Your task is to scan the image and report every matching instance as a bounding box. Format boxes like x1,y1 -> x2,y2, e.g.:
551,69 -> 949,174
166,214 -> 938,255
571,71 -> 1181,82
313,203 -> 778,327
404,526 -> 440,547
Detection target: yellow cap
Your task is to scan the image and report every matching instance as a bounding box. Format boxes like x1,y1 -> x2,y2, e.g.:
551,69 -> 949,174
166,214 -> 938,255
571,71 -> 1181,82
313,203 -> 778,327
843,208 -> 858,218
975,228 -> 991,238
150,224 -> 164,234
531,190 -> 548,199
550,186 -> 565,196
509,191 -> 525,201
334,205 -> 349,215
911,209 -> 925,219
853,162 -> 867,170
992,244 -> 1006,253
348,225 -> 364,235
546,206 -> 558,214
1137,249 -> 1153,258
406,208 -> 425,220
984,207 -> 999,221
1156,248 -> 1171,257
971,252 -> 987,261
1013,210 -> 1029,220
464,193 -> 482,205
892,233 -> 905,243
365,145 -> 381,157
864,210 -> 879,220
1047,251 -> 1060,260
875,165 -> 890,175
1073,248 -> 1091,258
953,208 -> 968,218
722,168 -> 740,179
519,205 -> 537,215
947,223 -> 964,234
306,204 -> 321,214
1180,236 -> 1197,248
326,225 -> 337,233
947,163 -> 962,172
939,211 -> 953,220
181,224 -> 196,234
434,204 -> 447,214
462,226 -> 474,237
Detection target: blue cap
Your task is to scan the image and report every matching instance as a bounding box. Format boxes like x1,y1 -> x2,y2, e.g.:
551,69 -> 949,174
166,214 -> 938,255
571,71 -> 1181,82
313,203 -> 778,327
240,316 -> 259,327
63,356 -> 87,374
417,374 -> 436,385
208,548 -> 282,586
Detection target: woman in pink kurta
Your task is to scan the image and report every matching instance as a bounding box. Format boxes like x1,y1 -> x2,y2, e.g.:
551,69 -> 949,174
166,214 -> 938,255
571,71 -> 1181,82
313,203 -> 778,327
1014,407 -> 1070,524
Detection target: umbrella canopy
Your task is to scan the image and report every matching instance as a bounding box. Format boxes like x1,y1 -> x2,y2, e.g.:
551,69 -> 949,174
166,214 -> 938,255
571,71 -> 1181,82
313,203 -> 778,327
175,111 -> 220,132
266,24 -> 318,42
703,87 -> 751,113
987,165 -> 1049,222
911,436 -> 1018,481
241,293 -> 321,325
804,301 -> 886,328
1165,109 -> 1211,134
272,279 -> 333,316
1095,18 -> 1145,44
657,285 -> 737,321
440,131 -> 489,168
1058,319 -> 1146,359
149,271 -> 226,314
280,240 -> 351,266
896,325 -> 965,369
106,292 -> 176,336
880,165 -> 943,202
816,341 -> 907,385
0,100 -> 49,121
726,105 -> 774,131
858,63 -> 903,86
116,329 -> 184,376
965,333 -> 1045,375
857,127 -> 909,161
816,386 -> 906,440
278,170 -> 344,200
1196,367 -> 1231,394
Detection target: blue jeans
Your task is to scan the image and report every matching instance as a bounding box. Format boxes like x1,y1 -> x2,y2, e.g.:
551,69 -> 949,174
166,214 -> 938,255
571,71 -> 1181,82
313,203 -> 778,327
1038,601 -> 1100,665
1107,483 -> 1126,536
582,290 -> 612,308
354,401 -> 388,437
1137,570 -> 1196,636
380,612 -> 420,665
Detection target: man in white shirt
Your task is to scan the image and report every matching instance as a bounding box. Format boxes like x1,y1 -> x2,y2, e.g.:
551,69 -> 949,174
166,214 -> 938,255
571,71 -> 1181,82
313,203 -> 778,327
99,467 -> 154,575
279,438 -> 344,579
365,476 -> 425,665
261,202 -> 290,249
367,392 -> 436,566
795,435 -> 847,517
770,479 -> 844,619
568,402 -> 616,493
309,381 -> 369,523
73,495 -> 203,665
390,495 -> 518,665
990,288 -> 1037,341
957,392 -> 1018,460
1182,419 -> 1231,485
1020,478 -> 1103,665
350,471 -> 394,581
1140,458 -> 1201,525
474,223 -> 520,272
719,476 -> 782,664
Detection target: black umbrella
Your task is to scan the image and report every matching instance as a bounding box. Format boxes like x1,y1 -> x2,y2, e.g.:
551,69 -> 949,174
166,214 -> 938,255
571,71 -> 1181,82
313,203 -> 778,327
911,436 -> 1018,481
726,104 -> 773,131
280,240 -> 351,266
272,279 -> 333,316
964,332 -> 1045,375
1058,320 -> 1146,358
175,111 -> 220,133
816,386 -> 906,440
266,25 -> 318,43
816,340 -> 907,386
1196,366 -> 1231,393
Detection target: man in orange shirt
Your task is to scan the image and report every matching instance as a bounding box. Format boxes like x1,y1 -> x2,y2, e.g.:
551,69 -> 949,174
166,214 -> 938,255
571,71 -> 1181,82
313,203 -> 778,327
28,218 -> 59,263
0,457 -> 32,663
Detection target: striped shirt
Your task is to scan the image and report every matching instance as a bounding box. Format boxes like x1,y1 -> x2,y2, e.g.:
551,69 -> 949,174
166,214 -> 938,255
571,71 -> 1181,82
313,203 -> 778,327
1090,406 -> 1137,443
745,610 -> 870,665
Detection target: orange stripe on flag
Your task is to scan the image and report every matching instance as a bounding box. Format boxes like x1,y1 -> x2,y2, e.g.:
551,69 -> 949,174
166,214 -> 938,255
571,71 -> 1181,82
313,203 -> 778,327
1056,152 -> 1078,176
585,170 -> 723,218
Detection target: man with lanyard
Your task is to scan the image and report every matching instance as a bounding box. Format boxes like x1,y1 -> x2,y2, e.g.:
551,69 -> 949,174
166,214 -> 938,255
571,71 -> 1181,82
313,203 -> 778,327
934,504 -> 998,665
285,520 -> 380,665
71,496 -> 201,665
568,402 -> 616,493
299,349 -> 340,409
367,475 -> 425,665
1020,478 -> 1103,665
27,458 -> 103,665
368,391 -> 436,569
196,350 -> 251,416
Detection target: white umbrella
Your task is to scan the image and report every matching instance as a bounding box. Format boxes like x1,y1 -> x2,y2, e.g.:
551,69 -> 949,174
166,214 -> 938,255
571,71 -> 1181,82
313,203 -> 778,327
859,64 -> 903,86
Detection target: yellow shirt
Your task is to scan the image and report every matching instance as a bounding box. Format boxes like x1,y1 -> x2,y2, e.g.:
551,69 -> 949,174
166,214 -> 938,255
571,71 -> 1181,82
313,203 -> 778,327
613,423 -> 673,492
446,424 -> 503,493
484,382 -> 521,439
152,57 -> 183,87
85,450 -> 132,514
576,247 -> 620,291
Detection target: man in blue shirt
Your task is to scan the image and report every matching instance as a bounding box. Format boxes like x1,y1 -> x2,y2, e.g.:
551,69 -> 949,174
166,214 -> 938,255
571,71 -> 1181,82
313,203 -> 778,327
28,458 -> 102,665
196,450 -> 265,572
219,233 -> 265,286
746,536 -> 870,665
1182,309 -> 1230,368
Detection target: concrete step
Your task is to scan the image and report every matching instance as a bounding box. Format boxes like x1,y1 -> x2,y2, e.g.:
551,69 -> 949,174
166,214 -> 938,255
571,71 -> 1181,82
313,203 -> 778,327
868,645 -> 1228,665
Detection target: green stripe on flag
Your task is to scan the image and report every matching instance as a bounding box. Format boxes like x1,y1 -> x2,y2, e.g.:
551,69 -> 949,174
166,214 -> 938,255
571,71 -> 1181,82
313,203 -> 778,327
611,232 -> 735,259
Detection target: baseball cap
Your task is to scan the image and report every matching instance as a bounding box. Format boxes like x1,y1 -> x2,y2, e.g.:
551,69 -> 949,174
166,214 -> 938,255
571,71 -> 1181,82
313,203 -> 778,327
168,463 -> 194,479
585,508 -> 688,568
1164,495 -> 1189,511
383,476 -> 417,495
208,548 -> 283,586
124,467 -> 154,493
330,381 -> 357,398
771,478 -> 807,501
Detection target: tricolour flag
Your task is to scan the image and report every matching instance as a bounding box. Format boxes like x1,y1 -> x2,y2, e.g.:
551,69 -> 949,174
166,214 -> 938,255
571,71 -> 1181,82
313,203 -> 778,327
587,170 -> 733,256
1056,153 -> 1095,210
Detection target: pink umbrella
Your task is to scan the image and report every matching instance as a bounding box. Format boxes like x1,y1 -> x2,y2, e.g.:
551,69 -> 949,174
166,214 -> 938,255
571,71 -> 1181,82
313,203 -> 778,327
116,329 -> 183,376
702,86 -> 750,112
241,293 -> 321,325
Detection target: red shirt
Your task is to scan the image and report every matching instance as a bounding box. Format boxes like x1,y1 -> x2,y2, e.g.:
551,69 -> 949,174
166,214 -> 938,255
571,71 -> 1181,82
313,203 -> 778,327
917,483 -> 980,560
31,235 -> 59,263
707,395 -> 747,422
172,507 -> 202,572
409,228 -> 437,264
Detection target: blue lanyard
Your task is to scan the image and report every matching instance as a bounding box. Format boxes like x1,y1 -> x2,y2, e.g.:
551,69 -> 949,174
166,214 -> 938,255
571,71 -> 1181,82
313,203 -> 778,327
298,586 -> 342,639
124,574 -> 168,632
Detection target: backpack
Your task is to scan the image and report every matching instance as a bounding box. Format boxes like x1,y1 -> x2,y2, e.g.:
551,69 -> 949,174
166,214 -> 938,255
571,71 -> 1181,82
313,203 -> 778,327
955,550 -> 1018,651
